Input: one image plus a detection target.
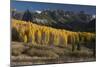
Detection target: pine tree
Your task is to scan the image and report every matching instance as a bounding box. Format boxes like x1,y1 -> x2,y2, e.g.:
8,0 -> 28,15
22,9 -> 33,22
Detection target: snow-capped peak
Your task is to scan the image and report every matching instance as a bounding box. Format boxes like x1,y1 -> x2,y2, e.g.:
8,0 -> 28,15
92,15 -> 96,19
35,10 -> 42,14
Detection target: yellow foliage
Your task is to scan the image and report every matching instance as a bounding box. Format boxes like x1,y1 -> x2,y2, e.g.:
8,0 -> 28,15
12,19 -> 96,46
24,35 -> 27,43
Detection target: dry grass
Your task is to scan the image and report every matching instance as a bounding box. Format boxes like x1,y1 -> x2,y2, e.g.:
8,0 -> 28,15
12,44 -> 25,56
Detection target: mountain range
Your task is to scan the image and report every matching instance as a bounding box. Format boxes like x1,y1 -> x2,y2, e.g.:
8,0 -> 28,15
11,9 -> 96,32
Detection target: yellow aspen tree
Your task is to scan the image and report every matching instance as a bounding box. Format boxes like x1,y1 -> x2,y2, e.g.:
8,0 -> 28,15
37,30 -> 42,44
24,35 -> 27,43
54,32 -> 59,46
45,30 -> 50,45
63,33 -> 68,47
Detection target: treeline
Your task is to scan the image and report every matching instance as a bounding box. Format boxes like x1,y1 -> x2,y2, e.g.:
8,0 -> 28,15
12,19 -> 95,51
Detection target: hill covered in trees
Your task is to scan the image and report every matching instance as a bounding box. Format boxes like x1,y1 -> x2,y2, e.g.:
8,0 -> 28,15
12,19 -> 95,51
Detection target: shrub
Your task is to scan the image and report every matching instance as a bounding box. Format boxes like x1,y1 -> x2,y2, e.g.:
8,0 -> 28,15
12,27 -> 20,41
68,51 -> 93,58
12,44 -> 25,56
51,47 -> 65,56
26,48 -> 59,59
